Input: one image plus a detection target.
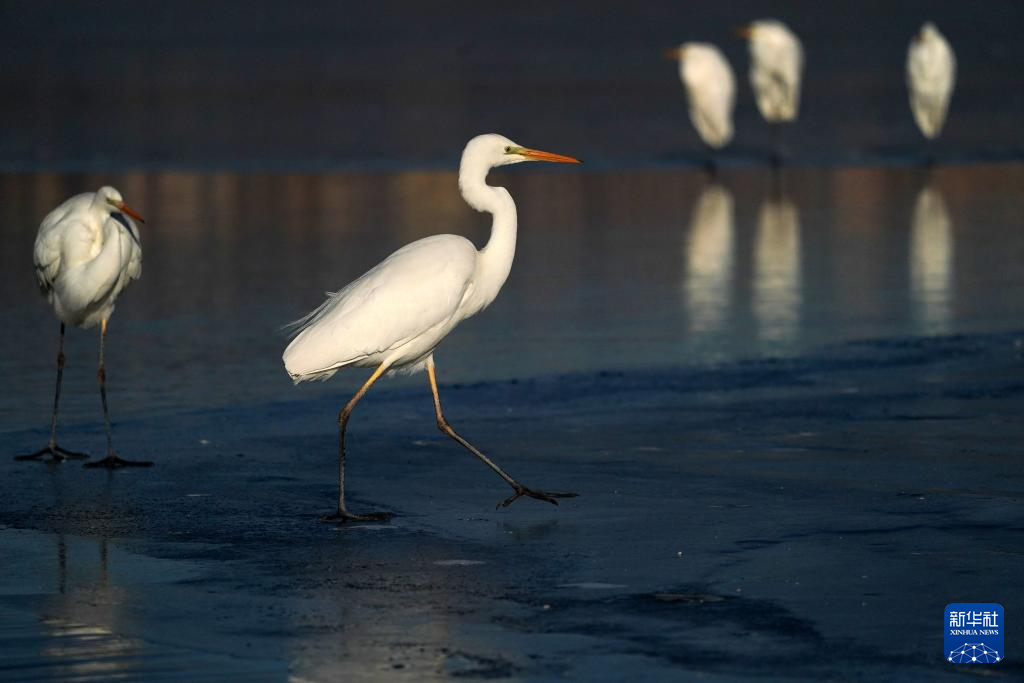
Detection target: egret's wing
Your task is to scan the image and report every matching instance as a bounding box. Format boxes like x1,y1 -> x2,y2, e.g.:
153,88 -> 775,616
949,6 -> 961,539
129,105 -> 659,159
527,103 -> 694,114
769,70 -> 794,118
752,65 -> 792,121
33,218 -> 68,296
283,235 -> 477,379
907,40 -> 955,138
32,194 -> 93,296
690,56 -> 735,148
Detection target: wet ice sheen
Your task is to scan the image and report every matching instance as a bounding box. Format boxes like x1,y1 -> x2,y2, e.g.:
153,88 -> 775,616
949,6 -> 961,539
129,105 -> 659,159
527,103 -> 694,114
2,164 -> 1023,428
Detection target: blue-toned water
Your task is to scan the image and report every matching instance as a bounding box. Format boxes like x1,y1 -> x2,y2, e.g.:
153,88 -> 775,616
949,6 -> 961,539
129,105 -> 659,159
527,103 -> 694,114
2,163 -> 1023,427
2,2 -> 1024,680
1,1 -> 1022,170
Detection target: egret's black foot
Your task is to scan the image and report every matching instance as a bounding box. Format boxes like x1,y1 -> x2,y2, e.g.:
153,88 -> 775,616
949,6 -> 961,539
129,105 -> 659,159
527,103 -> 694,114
16,444 -> 90,463
498,485 -> 579,509
320,509 -> 393,524
83,453 -> 153,469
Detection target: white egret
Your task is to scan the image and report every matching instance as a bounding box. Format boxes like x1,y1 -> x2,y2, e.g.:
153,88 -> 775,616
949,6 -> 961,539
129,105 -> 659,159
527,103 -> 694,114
907,22 -> 956,142
665,43 -> 736,154
736,20 -> 804,164
18,186 -> 151,469
283,134 -> 580,522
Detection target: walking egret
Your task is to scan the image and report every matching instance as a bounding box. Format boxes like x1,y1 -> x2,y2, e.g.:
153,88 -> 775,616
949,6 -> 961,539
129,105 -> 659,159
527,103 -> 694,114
907,22 -> 956,143
18,187 -> 151,468
736,20 -> 804,164
283,134 -> 580,522
665,43 -> 736,160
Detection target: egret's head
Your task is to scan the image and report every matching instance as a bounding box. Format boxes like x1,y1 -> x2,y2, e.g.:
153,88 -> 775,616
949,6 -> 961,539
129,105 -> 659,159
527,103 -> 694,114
668,43 -> 723,64
666,42 -> 723,79
98,185 -> 146,224
663,44 -> 690,62
97,186 -> 123,206
915,22 -> 940,43
735,19 -> 789,44
462,133 -> 581,170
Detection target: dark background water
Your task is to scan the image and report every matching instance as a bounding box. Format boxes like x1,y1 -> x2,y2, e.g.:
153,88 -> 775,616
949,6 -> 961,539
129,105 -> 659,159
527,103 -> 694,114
1,0 -> 1022,169
2,2 -> 1024,680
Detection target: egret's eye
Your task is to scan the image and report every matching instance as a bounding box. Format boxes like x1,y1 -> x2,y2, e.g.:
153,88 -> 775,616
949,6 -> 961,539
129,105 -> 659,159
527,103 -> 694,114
504,146 -> 512,154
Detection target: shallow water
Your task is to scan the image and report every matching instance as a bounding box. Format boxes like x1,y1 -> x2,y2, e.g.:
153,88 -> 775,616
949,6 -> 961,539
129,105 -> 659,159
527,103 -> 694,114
2,163 -> 1023,428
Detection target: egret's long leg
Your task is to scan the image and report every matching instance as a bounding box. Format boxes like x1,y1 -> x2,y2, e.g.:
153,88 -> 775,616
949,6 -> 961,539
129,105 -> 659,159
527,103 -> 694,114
769,122 -> 784,168
17,324 -> 88,462
322,363 -> 393,523
426,356 -> 577,509
923,137 -> 937,168
16,323 -> 89,462
84,319 -> 152,469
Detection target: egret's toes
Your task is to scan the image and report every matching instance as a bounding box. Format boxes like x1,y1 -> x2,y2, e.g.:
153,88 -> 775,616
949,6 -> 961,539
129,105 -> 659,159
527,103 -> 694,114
54,445 -> 91,460
15,444 -> 90,463
83,453 -> 153,469
498,486 -> 578,509
320,510 -> 393,524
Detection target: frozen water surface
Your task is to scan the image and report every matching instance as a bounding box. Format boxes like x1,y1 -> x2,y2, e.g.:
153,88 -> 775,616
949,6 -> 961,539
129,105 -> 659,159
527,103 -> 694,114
1,163 -> 1022,680
2,0 -> 1024,679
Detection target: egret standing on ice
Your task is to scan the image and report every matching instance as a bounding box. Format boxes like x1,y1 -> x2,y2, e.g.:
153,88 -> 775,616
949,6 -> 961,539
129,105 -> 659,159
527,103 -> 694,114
18,187 -> 151,468
283,134 -> 580,522
907,22 -> 956,146
665,43 -> 736,166
736,20 -> 804,165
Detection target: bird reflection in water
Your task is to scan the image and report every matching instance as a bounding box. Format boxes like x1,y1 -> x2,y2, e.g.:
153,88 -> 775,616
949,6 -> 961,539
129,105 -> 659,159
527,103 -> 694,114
909,184 -> 954,334
683,184 -> 735,338
753,181 -> 802,344
32,474 -> 144,679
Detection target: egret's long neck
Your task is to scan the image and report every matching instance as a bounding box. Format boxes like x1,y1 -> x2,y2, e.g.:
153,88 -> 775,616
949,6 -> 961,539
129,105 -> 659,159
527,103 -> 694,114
460,157 -> 517,309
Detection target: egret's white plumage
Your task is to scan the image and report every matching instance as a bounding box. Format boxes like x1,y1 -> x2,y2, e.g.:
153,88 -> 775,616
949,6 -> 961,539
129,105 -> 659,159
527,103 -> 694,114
34,187 -> 142,328
19,186 -> 151,468
741,19 -> 804,122
907,22 -> 956,139
670,43 -> 736,149
284,135 -> 540,382
284,235 -> 479,381
283,134 -> 580,521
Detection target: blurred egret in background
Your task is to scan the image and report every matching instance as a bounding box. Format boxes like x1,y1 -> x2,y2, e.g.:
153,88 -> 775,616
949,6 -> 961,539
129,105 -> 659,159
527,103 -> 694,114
283,134 -> 580,522
18,187 -> 151,469
665,43 -> 736,169
907,22 -> 956,149
736,20 -> 804,165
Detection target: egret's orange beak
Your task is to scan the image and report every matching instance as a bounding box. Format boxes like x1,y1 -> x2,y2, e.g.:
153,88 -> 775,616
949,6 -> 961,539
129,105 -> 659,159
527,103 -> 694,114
734,25 -> 753,39
116,201 -> 146,224
518,148 -> 582,164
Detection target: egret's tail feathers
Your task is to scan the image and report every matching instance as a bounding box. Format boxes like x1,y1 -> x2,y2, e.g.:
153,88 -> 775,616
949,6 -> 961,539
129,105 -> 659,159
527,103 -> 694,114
286,365 -> 340,384
280,290 -> 341,338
